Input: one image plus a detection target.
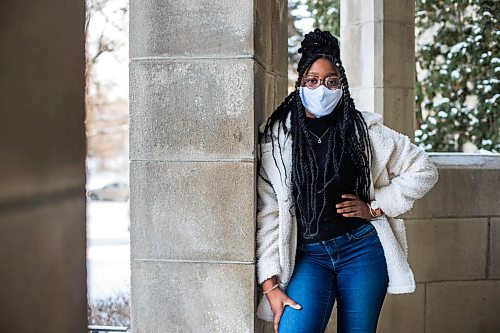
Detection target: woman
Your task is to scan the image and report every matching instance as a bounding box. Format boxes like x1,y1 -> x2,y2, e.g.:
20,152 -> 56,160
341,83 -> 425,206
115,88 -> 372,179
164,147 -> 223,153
256,28 -> 439,333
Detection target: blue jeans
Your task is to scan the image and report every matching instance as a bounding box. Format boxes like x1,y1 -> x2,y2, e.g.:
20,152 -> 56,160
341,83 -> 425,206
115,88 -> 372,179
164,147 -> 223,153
278,223 -> 389,333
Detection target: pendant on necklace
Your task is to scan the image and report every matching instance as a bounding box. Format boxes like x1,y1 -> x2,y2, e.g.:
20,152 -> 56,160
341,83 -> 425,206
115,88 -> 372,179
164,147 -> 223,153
318,139 -> 322,143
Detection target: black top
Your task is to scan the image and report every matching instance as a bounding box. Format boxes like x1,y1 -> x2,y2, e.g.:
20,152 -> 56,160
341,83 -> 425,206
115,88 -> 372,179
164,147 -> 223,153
296,112 -> 369,244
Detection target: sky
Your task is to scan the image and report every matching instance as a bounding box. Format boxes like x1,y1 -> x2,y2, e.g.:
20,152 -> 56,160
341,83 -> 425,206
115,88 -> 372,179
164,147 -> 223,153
87,0 -> 129,101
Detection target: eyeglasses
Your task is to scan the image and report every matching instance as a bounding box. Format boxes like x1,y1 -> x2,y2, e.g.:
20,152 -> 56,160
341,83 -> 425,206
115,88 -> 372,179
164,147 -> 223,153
302,74 -> 341,90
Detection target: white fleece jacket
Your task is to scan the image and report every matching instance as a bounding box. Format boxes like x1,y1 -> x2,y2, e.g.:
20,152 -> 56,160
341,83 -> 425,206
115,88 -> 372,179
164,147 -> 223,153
256,110 -> 439,323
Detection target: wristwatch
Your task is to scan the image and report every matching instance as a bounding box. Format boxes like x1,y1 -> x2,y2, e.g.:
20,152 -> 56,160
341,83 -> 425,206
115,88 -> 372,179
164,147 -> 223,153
368,200 -> 382,217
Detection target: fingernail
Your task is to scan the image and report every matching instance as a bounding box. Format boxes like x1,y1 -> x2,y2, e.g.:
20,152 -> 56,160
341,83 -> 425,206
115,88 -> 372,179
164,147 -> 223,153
295,304 -> 302,309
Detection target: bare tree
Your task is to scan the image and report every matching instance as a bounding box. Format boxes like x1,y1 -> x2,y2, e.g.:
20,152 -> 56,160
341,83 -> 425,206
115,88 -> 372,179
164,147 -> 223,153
84,0 -> 129,171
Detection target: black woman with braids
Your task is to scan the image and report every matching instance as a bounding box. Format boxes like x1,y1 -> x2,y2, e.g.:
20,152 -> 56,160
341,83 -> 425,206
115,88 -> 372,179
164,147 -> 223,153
255,28 -> 439,332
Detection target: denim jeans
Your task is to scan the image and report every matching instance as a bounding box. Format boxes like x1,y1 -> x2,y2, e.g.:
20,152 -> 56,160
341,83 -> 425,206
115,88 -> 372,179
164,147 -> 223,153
278,223 -> 389,333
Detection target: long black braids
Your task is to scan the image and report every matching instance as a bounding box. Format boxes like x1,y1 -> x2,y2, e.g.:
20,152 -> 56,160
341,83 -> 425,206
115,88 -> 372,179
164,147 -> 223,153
257,28 -> 373,240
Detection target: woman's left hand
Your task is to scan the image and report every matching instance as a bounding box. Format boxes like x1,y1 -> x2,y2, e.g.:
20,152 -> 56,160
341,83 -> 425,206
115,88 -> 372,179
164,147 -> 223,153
336,193 -> 372,220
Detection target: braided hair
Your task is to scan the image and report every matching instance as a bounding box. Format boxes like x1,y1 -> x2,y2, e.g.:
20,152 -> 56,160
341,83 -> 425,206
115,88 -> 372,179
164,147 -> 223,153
257,28 -> 373,240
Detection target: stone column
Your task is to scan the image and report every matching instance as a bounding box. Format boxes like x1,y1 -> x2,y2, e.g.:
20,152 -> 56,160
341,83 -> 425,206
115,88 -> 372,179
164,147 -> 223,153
129,1 -> 287,331
0,1 -> 87,332
340,0 -> 415,138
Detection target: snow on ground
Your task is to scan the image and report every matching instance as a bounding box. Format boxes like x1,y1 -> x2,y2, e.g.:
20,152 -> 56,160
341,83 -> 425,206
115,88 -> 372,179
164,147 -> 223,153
86,171 -> 130,301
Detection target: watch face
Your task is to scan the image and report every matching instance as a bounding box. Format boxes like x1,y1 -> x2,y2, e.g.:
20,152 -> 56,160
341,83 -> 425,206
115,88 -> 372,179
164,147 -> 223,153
370,201 -> 380,209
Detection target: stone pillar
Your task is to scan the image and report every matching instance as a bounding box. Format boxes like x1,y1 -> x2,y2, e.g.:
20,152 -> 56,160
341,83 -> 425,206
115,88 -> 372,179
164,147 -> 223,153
129,0 -> 287,331
0,1 -> 87,332
340,0 -> 415,138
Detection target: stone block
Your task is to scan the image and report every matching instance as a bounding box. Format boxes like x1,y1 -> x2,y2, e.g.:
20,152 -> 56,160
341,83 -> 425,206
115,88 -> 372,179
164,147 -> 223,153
340,22 -> 376,88
0,197 -> 87,332
130,0 -> 254,59
254,69 -> 291,135
383,0 -> 415,24
341,0 -> 414,27
347,87 -> 378,114
406,218 -> 488,282
345,86 -> 416,139
129,59 -> 255,161
274,74 -> 289,108
378,283 -> 425,333
382,86 -> 415,137
382,22 -> 415,89
340,0 -> 376,26
271,0 -> 288,76
130,160 -> 255,262
254,0 -> 272,70
255,63 -> 275,126
426,280 -> 500,333
490,217 -> 500,279
405,167 -> 500,218
374,21 -> 384,87
429,153 -> 500,169
131,260 -> 255,332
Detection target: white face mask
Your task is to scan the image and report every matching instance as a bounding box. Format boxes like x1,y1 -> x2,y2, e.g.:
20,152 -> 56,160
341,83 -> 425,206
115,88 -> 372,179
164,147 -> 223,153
299,85 -> 343,118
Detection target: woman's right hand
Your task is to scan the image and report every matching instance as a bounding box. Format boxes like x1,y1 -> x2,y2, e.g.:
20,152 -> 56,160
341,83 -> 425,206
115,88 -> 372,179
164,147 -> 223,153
265,287 -> 302,333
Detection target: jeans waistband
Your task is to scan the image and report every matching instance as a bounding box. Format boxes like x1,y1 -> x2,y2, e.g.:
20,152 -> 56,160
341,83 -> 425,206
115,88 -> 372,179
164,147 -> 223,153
299,223 -> 375,251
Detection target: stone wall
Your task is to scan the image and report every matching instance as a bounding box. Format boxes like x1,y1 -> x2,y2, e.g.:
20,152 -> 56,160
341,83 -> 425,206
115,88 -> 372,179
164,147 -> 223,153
387,155 -> 500,333
129,0 -> 287,331
0,1 -> 88,332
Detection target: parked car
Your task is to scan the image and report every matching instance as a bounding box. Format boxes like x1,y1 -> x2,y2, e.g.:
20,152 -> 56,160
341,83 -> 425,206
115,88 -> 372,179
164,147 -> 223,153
87,181 -> 129,201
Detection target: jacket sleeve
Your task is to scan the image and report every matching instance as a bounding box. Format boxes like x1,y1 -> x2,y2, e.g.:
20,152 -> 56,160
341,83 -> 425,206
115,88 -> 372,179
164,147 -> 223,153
373,125 -> 439,217
256,151 -> 281,285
